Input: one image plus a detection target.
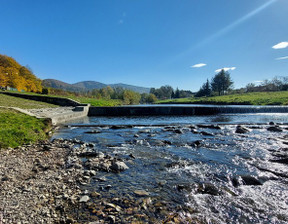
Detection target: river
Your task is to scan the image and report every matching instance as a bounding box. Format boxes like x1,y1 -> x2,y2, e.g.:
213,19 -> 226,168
53,112 -> 288,223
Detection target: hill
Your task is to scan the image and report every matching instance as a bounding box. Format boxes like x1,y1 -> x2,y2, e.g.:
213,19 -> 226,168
43,79 -> 150,94
110,83 -> 150,94
72,81 -> 107,90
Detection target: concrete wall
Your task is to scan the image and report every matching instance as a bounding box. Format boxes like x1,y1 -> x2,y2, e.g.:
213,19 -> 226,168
88,105 -> 288,116
50,105 -> 90,124
0,92 -> 86,107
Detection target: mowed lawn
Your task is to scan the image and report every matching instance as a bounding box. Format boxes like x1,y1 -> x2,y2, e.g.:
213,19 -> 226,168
0,94 -> 56,148
0,108 -> 51,149
0,93 -> 57,109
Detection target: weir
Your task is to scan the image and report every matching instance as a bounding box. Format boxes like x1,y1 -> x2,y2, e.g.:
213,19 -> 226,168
88,105 -> 288,116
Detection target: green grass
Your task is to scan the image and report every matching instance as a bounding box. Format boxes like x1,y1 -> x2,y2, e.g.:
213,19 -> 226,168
157,91 -> 288,105
67,96 -> 123,106
0,108 -> 51,149
1,90 -> 123,107
0,93 -> 57,109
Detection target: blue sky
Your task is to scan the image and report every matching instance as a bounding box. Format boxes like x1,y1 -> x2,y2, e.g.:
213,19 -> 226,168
0,0 -> 287,91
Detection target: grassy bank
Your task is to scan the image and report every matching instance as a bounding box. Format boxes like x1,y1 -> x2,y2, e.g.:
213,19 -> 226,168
1,90 -> 123,107
0,108 -> 51,149
157,91 -> 288,105
67,96 -> 122,106
0,93 -> 57,109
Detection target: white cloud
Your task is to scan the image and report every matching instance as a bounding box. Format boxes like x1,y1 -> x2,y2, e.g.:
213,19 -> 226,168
272,42 -> 288,49
215,67 -> 236,73
191,63 -> 207,68
276,56 -> 288,60
254,80 -> 263,84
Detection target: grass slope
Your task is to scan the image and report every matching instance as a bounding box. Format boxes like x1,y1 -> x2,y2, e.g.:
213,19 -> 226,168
0,93 -> 57,109
67,96 -> 122,107
0,108 -> 51,149
1,91 -> 122,107
157,91 -> 288,105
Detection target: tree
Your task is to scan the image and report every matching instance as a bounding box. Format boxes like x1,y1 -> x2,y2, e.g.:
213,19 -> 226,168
150,85 -> 174,100
211,70 -> 233,96
195,79 -> 211,97
175,88 -> 180,98
141,93 -> 157,104
122,90 -> 141,105
0,54 -> 42,92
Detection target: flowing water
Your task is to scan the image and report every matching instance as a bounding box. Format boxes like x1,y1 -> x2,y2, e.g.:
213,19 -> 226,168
53,113 -> 288,223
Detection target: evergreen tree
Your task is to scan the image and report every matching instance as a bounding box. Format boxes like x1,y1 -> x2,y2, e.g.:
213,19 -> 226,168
211,70 -> 233,96
175,88 -> 180,98
195,79 -> 212,97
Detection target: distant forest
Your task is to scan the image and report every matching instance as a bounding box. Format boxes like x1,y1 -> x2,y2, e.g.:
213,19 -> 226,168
0,54 -> 42,92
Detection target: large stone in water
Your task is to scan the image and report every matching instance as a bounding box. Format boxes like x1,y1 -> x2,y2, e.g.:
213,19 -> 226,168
241,176 -> 262,186
111,161 -> 129,172
235,125 -> 249,134
267,126 -> 283,132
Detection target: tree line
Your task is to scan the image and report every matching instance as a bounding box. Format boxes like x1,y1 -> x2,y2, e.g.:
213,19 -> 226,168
150,85 -> 193,100
46,86 -> 158,105
245,76 -> 288,92
0,54 -> 42,92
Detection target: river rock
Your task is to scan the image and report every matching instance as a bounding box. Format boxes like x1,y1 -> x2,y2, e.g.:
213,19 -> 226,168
110,125 -> 128,129
191,129 -> 199,134
174,129 -> 184,134
270,157 -> 288,164
235,125 -> 250,134
79,195 -> 90,203
197,124 -> 221,129
134,190 -> 149,196
267,126 -> 283,132
110,161 -> 129,172
200,131 -> 214,136
139,129 -> 151,133
79,151 -> 99,157
241,176 -> 262,186
196,183 -> 221,196
163,126 -> 175,131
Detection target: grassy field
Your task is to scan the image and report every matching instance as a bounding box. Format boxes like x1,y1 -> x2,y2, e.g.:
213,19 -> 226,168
157,91 -> 288,105
0,108 -> 51,149
0,93 -> 57,109
67,96 -> 123,106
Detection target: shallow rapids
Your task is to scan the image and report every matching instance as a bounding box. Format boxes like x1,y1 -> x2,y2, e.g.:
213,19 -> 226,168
53,114 -> 288,223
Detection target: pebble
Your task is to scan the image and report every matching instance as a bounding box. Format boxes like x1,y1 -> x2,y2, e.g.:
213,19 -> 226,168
134,190 -> 150,196
79,195 -> 90,203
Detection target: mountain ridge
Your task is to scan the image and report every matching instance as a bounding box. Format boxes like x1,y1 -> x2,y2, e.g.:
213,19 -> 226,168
42,79 -> 151,94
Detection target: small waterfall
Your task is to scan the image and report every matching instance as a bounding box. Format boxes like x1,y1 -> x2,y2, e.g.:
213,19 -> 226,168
88,105 -> 288,116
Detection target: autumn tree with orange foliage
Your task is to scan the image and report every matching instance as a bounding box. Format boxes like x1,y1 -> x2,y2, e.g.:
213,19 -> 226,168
0,54 -> 42,92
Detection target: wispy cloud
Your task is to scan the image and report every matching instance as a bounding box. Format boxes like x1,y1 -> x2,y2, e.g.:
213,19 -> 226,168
272,42 -> 288,49
276,56 -> 288,60
215,67 -> 236,73
191,63 -> 207,68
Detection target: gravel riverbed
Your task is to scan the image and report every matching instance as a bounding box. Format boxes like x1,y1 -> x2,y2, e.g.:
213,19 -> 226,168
0,138 -> 179,224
